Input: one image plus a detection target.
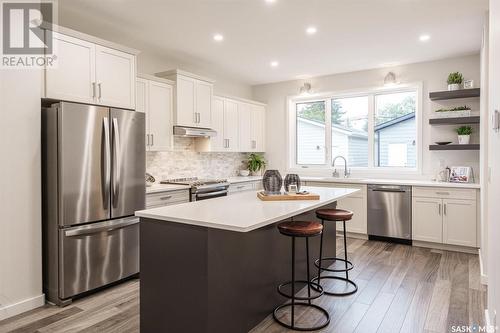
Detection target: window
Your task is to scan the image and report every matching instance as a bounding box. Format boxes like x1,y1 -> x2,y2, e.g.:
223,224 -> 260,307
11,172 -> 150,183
291,85 -> 420,171
331,96 -> 369,167
374,91 -> 417,168
296,101 -> 326,165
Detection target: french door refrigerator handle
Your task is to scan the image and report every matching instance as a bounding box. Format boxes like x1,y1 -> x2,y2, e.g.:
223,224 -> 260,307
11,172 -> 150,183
103,117 -> 111,207
112,118 -> 121,207
64,218 -> 139,237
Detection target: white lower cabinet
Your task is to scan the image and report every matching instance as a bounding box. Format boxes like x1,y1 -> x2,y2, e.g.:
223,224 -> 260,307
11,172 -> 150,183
412,187 -> 477,248
304,182 -> 367,235
146,190 -> 190,209
412,197 -> 443,243
228,181 -> 262,194
442,199 -> 477,247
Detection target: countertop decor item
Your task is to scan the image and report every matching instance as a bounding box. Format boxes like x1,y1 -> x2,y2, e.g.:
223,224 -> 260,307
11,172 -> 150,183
146,173 -> 156,187
262,169 -> 282,195
435,141 -> 452,145
284,174 -> 301,192
434,105 -> 471,118
456,125 -> 472,144
257,191 -> 319,201
247,153 -> 266,176
447,72 -> 463,91
449,166 -> 472,183
239,169 -> 250,177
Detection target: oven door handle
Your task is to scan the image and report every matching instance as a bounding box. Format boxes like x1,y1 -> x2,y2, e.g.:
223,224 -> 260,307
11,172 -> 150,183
196,190 -> 228,198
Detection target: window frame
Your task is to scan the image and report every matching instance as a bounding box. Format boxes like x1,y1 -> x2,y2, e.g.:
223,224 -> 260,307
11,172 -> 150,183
287,82 -> 423,175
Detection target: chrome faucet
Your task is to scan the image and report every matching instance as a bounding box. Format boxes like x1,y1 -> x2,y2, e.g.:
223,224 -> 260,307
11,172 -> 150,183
332,155 -> 351,178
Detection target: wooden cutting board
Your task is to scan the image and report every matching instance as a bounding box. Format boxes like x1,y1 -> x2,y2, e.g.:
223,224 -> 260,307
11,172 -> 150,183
257,191 -> 320,201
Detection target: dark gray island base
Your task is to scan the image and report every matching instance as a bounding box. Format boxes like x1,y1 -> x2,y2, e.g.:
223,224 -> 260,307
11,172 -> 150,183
139,205 -> 337,333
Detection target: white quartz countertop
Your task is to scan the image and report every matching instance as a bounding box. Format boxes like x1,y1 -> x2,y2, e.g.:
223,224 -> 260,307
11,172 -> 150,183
227,176 -> 263,184
301,176 -> 480,189
136,186 -> 358,232
146,184 -> 191,194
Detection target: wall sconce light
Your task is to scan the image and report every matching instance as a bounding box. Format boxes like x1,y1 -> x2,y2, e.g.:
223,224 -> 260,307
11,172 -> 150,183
383,72 -> 398,86
299,82 -> 312,95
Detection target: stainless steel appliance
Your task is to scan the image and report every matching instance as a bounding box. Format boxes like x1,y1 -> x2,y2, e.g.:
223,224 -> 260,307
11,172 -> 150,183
41,102 -> 145,305
161,177 -> 229,201
367,184 -> 412,242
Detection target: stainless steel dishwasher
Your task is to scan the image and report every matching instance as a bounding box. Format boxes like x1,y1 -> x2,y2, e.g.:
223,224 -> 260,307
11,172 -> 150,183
367,184 -> 412,243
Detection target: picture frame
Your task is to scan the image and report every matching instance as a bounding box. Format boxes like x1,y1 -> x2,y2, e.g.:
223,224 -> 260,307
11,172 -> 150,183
449,166 -> 472,183
463,79 -> 474,89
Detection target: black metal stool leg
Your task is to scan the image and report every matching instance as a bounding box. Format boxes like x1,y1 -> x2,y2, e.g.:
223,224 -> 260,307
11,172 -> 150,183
317,220 -> 324,285
343,220 -> 348,280
291,236 -> 295,329
306,237 -> 311,305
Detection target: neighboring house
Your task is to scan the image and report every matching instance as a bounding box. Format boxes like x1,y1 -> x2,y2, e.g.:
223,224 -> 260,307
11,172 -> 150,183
297,113 -> 415,167
374,113 -> 416,168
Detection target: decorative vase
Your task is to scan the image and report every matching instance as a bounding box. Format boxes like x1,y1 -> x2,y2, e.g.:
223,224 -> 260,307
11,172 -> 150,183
458,135 -> 470,145
262,170 -> 283,195
284,174 -> 301,193
448,83 -> 461,91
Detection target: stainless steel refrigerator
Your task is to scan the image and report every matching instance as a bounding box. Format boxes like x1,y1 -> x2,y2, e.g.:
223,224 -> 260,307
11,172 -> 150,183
42,101 -> 145,305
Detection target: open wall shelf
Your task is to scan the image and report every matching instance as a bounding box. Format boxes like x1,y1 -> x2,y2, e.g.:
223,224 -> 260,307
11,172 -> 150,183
429,88 -> 480,101
429,144 -> 480,151
429,116 -> 480,125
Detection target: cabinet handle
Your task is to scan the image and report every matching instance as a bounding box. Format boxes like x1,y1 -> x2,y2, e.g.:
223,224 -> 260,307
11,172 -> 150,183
146,134 -> 150,146
438,203 -> 442,215
444,203 -> 447,215
197,113 -> 201,123
494,110 -> 500,131
252,140 -> 256,149
435,192 -> 450,195
227,139 -> 230,148
159,195 -> 172,201
92,82 -> 96,98
151,134 -> 154,146
98,83 -> 102,99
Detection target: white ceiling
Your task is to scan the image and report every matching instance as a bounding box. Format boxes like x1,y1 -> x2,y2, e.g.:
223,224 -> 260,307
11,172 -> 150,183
58,0 -> 488,85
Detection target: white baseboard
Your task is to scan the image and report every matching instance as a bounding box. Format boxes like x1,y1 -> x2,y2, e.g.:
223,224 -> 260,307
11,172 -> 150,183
479,248 -> 488,285
412,240 -> 478,254
0,294 -> 45,321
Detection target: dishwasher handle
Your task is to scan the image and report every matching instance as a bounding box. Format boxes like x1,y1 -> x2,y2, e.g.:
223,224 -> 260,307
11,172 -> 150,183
368,185 -> 411,193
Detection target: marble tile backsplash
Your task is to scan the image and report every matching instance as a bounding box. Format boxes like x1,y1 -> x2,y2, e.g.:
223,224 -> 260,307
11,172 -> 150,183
146,137 -> 251,180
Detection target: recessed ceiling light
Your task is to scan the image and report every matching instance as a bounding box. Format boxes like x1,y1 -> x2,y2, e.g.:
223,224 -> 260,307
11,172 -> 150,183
306,26 -> 317,35
265,0 -> 276,3
213,34 -> 224,42
419,34 -> 430,42
270,61 -> 279,67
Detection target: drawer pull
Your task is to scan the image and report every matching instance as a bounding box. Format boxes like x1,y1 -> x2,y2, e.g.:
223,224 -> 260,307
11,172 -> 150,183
159,195 -> 173,201
435,192 -> 450,195
237,186 -> 245,189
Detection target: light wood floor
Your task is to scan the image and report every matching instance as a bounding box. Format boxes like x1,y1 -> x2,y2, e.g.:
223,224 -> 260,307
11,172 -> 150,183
0,238 -> 486,333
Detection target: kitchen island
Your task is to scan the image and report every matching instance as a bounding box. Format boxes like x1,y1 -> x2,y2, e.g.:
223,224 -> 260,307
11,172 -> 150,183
135,186 -> 358,333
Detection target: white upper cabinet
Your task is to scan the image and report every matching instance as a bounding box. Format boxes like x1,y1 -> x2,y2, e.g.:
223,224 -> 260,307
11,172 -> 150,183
209,97 -> 239,152
251,104 -> 266,152
158,70 -> 214,128
238,103 -> 252,151
223,99 -> 239,151
44,30 -> 137,109
95,45 -> 136,109
45,32 -> 96,104
136,75 -> 174,151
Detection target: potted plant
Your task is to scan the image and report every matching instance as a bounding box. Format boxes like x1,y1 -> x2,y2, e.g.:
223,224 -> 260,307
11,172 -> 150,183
456,126 -> 472,144
247,153 -> 266,176
447,72 -> 463,91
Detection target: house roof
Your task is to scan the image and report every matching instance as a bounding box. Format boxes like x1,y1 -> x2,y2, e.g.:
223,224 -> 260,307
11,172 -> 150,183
374,113 -> 415,132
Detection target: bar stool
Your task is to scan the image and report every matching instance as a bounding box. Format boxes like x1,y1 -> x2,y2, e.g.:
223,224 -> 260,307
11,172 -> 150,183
273,220 -> 330,331
311,209 -> 358,296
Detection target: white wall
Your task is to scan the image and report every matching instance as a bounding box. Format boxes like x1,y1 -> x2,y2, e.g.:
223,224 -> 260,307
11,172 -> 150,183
0,69 -> 44,320
252,55 -> 481,179
487,0 -> 500,327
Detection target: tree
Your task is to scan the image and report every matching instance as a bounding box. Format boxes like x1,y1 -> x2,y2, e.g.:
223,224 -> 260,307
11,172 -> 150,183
376,96 -> 415,125
297,100 -> 346,125
331,100 -> 346,124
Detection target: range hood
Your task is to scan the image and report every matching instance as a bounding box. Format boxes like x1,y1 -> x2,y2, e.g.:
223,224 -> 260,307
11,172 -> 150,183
173,126 -> 217,138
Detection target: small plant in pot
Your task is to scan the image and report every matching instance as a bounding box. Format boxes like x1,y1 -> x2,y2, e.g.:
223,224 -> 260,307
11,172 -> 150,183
247,153 -> 266,176
447,72 -> 463,91
456,126 -> 472,144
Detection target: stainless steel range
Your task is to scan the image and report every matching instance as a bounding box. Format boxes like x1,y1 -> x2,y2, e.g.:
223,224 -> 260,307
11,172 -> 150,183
161,177 -> 230,201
